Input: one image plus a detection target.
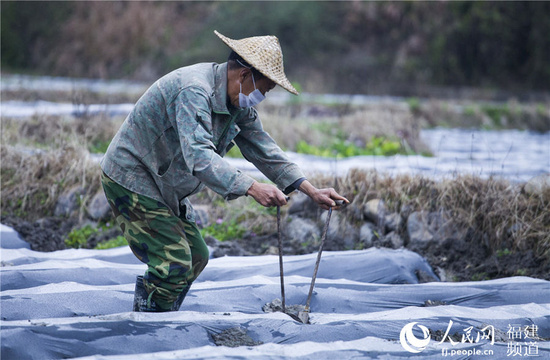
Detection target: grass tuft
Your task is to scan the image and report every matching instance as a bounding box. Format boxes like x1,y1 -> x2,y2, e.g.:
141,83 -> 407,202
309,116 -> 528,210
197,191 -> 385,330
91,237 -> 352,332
312,169 -> 550,260
1,145 -> 101,221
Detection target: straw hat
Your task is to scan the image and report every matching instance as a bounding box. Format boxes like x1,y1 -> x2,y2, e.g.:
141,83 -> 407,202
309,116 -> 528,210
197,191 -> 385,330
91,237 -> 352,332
214,30 -> 299,95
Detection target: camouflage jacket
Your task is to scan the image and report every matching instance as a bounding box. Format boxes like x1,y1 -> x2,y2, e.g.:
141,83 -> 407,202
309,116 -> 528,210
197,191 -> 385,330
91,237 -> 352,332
100,62 -> 304,220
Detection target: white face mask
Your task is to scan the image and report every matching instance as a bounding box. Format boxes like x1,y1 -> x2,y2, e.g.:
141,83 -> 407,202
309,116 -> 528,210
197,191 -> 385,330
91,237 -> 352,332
239,73 -> 265,108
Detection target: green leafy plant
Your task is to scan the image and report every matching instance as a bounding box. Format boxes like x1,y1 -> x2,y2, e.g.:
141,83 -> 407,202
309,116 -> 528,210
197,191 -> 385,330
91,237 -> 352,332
224,145 -> 244,158
496,248 -> 512,257
406,97 -> 421,113
515,269 -> 528,276
471,272 -> 489,281
65,224 -> 97,248
296,136 -> 405,158
481,104 -> 510,128
95,236 -> 127,249
200,218 -> 246,242
296,140 -> 336,157
463,105 -> 477,117
536,104 -> 546,116
89,140 -> 111,154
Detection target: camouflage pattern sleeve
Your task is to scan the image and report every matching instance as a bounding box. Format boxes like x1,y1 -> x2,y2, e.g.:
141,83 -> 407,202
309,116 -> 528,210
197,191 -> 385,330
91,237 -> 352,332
174,87 -> 255,200
234,108 -> 305,191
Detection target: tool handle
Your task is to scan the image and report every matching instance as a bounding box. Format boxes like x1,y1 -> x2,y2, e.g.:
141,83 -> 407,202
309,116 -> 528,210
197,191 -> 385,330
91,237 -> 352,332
334,199 -> 345,206
277,206 -> 286,311
305,207 -> 332,311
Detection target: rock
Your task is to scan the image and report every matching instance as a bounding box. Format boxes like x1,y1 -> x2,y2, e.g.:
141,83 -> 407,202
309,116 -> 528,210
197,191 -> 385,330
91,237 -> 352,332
363,199 -> 383,223
321,210 -> 340,247
384,213 -> 402,232
385,231 -> 404,249
406,211 -> 467,252
400,204 -> 413,221
287,192 -> 319,218
283,217 -> 320,248
407,211 -> 434,248
54,186 -> 85,217
523,174 -> 550,198
87,191 -> 111,220
213,241 -> 250,258
205,236 -> 250,258
363,199 -> 389,235
436,267 -> 448,282
416,269 -> 439,283
347,201 -> 364,222
359,223 -> 376,248
263,246 -> 279,255
204,235 -> 219,247
320,211 -> 358,250
240,233 -> 280,255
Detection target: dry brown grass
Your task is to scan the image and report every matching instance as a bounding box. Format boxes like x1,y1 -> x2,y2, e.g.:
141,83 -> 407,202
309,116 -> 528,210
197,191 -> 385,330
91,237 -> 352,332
1,89 -> 141,104
258,102 -> 429,154
415,99 -> 550,132
1,113 -> 124,153
1,145 -> 101,220
1,112 -> 120,220
312,169 -> 550,260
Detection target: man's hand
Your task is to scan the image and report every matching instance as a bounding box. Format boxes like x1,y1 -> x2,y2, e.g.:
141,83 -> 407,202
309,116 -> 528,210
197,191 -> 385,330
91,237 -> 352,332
298,180 -> 349,210
246,181 -> 288,207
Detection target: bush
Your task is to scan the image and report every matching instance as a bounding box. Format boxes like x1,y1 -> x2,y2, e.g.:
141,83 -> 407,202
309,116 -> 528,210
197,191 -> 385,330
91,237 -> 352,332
95,236 -> 127,249
317,169 -> 550,260
296,136 -> 406,158
200,218 -> 246,242
65,225 -> 97,249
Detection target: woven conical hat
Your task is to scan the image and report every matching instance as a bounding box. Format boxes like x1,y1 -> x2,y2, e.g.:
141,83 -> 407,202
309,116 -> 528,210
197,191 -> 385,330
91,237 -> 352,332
214,30 -> 299,95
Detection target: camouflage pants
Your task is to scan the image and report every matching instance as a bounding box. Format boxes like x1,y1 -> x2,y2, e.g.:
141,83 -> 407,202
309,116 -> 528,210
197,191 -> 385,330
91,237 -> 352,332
101,172 -> 209,310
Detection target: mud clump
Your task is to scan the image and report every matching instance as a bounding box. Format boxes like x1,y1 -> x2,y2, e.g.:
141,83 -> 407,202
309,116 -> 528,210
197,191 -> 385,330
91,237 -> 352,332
211,327 -> 263,347
263,298 -> 307,322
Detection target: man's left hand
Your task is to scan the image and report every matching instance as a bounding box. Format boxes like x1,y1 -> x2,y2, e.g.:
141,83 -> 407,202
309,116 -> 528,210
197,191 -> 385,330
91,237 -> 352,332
298,180 -> 349,210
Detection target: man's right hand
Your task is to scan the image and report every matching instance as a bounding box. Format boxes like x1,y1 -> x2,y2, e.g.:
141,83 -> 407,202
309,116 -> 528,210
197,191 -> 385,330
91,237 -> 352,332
246,181 -> 288,207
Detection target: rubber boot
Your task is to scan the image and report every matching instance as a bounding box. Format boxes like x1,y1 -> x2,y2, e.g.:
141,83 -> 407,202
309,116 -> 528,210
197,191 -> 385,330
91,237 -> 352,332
133,275 -> 190,312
